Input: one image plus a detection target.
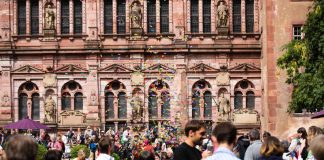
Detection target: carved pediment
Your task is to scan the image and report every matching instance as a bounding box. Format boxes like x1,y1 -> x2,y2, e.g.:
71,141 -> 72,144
229,63 -> 261,72
187,63 -> 219,72
55,64 -> 88,73
98,64 -> 134,73
11,65 -> 45,74
144,63 -> 175,73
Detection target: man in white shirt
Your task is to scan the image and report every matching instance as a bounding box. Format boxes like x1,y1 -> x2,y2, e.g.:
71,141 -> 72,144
97,136 -> 114,160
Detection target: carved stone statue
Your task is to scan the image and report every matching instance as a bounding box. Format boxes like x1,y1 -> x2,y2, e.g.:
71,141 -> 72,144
45,4 -> 55,29
1,92 -> 10,107
44,95 -> 56,122
218,93 -> 231,121
130,94 -> 144,122
217,1 -> 228,27
130,2 -> 142,28
89,90 -> 98,106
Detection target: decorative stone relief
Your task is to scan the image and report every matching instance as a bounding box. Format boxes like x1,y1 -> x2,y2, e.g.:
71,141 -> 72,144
59,110 -> 86,125
44,95 -> 56,122
217,93 -> 231,121
43,73 -> 57,88
233,109 -> 260,124
1,92 -> 10,107
130,0 -> 143,39
130,95 -> 144,123
131,72 -> 144,86
216,72 -> 230,86
89,89 -> 98,106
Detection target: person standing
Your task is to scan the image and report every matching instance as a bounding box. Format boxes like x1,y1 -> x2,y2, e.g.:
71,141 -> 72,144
173,120 -> 208,160
206,122 -> 240,160
97,136 -> 115,160
244,128 -> 262,160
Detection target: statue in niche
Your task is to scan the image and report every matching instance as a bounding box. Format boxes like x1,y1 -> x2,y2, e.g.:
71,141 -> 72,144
217,1 -> 228,27
218,93 -> 231,120
130,1 -> 142,28
89,90 -> 98,106
45,4 -> 55,29
44,95 -> 56,122
130,94 -> 144,122
1,92 -> 10,107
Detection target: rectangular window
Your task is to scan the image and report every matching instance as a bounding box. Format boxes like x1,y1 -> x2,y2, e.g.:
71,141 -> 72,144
147,0 -> 156,33
160,0 -> 169,33
104,0 -> 113,34
203,0 -> 211,33
246,0 -> 254,33
74,0 -> 82,34
233,0 -> 241,32
18,0 -> 26,35
117,0 -> 126,34
190,0 -> 199,33
30,0 -> 39,35
293,25 -> 302,40
61,0 -> 70,34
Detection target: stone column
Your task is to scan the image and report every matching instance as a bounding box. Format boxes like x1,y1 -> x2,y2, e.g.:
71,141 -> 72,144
0,66 -> 12,122
175,62 -> 188,127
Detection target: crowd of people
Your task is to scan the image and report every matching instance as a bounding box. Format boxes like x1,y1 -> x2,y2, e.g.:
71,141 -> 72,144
0,121 -> 323,160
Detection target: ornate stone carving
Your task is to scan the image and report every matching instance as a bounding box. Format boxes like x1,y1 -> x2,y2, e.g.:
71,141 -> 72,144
217,93 -> 231,121
233,109 -> 260,124
217,1 -> 228,27
45,3 -> 55,29
59,110 -> 86,125
216,72 -> 230,86
130,95 -> 144,123
44,95 -> 56,122
43,73 -> 56,88
89,90 -> 98,106
131,72 -> 144,86
1,92 -> 10,107
130,1 -> 142,28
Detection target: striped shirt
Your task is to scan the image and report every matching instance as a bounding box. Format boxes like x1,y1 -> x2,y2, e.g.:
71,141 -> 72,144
206,147 -> 241,160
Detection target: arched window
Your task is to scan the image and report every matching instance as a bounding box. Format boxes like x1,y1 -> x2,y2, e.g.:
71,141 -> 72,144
105,92 -> 114,119
118,92 -> 127,118
192,91 -> 200,119
148,91 -> 158,118
74,92 -> 83,110
234,91 -> 243,109
19,93 -> 28,120
31,93 -> 40,120
246,91 -> 255,109
245,0 -> 254,33
233,0 -> 241,32
204,91 -> 212,118
161,92 -> 170,118
62,92 -> 71,110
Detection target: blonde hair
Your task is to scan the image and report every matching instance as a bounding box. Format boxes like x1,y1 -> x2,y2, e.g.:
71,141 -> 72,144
77,149 -> 86,160
307,126 -> 323,143
260,136 -> 284,158
309,135 -> 324,160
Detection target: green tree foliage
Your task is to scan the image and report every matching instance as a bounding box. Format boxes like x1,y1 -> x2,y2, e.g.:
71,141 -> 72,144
277,0 -> 324,113
36,144 -> 48,160
70,144 -> 90,159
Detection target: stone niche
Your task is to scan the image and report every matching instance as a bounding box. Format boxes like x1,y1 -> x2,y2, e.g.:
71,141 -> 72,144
233,109 -> 260,124
59,110 -> 86,125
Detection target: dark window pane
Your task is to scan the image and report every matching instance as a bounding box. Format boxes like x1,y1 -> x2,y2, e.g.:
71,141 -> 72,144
18,0 -> 26,35
104,0 -> 113,34
118,92 -> 127,119
74,0 -> 82,34
246,0 -> 254,33
61,0 -> 70,34
203,0 -> 211,33
161,92 -> 170,118
62,92 -> 71,110
233,0 -> 241,32
32,93 -> 40,120
191,0 -> 199,33
74,92 -> 83,110
105,92 -> 115,119
117,0 -> 126,33
234,91 -> 243,109
246,91 -> 255,109
19,93 -> 28,120
148,91 -> 158,118
160,0 -> 169,33
147,0 -> 156,33
30,0 -> 39,35
192,91 -> 200,119
204,91 -> 212,118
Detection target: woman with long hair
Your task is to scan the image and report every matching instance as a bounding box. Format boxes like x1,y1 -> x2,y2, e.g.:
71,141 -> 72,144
260,136 -> 284,160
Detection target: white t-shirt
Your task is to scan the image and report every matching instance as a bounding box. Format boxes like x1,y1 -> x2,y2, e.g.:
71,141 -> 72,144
96,153 -> 114,160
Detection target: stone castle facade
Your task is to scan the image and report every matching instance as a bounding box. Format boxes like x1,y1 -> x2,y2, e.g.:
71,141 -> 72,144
0,0 -> 321,136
